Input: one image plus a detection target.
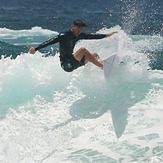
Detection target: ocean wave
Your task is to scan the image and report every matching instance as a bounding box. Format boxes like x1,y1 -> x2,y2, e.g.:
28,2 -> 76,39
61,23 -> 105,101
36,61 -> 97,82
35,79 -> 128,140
0,26 -> 162,69
0,26 -> 58,38
0,26 -> 162,113
0,26 -> 163,163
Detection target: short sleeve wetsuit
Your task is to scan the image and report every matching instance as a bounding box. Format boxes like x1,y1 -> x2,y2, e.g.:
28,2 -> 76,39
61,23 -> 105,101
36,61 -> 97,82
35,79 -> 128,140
35,30 -> 106,72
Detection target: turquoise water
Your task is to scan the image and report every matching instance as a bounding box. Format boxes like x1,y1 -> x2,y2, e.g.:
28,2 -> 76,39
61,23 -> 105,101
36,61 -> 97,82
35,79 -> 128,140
0,0 -> 163,161
0,26 -> 163,162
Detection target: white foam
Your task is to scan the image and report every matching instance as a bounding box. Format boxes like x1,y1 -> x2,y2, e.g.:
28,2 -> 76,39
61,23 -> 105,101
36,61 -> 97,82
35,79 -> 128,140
0,26 -> 163,163
0,26 -> 58,39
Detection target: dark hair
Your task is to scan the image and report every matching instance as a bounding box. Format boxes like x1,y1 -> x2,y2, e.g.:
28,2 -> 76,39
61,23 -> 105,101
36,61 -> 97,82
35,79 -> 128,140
73,19 -> 88,27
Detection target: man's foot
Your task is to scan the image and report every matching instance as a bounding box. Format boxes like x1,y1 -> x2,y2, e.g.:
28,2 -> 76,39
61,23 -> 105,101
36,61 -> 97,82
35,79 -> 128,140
99,62 -> 103,69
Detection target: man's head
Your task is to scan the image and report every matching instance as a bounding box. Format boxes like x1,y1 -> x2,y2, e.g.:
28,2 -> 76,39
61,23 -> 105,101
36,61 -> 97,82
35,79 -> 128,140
73,19 -> 88,28
71,19 -> 88,36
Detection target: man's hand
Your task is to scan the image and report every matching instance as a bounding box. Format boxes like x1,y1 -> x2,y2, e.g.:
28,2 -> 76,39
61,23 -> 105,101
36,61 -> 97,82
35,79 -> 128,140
106,31 -> 118,37
29,47 -> 36,54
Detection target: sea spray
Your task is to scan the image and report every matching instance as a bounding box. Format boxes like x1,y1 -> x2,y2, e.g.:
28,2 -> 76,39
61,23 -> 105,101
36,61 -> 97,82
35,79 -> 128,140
0,26 -> 162,162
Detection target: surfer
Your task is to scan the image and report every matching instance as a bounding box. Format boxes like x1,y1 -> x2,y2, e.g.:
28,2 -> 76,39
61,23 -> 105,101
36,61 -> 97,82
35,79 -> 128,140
29,19 -> 118,72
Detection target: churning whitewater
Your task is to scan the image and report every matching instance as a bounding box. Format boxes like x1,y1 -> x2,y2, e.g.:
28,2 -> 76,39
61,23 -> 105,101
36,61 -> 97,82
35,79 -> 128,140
0,26 -> 163,162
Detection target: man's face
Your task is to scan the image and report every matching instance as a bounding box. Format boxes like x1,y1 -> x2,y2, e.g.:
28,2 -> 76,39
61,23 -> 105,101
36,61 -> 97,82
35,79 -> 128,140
72,25 -> 84,37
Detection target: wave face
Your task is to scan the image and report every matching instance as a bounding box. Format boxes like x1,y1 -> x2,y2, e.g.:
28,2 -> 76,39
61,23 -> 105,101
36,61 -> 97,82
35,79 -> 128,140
0,26 -> 163,162
0,26 -> 162,69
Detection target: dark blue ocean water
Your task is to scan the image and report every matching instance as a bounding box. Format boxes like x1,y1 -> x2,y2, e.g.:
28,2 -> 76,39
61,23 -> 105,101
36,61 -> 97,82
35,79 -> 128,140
0,0 -> 162,35
0,0 -> 163,163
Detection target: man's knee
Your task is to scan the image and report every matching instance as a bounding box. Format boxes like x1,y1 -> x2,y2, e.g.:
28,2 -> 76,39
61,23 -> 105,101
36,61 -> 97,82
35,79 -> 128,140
92,53 -> 99,58
79,47 -> 88,53
92,53 -> 98,56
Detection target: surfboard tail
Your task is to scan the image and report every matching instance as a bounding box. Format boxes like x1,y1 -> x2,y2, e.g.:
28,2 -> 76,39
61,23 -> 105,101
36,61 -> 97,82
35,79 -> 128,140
103,54 -> 117,78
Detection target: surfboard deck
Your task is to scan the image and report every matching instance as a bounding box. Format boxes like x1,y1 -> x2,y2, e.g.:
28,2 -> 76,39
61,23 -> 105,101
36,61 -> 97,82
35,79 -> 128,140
103,53 -> 117,78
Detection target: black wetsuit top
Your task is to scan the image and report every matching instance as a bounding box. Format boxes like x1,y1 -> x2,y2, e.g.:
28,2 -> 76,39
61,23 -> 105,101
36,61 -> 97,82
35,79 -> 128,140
35,30 -> 106,61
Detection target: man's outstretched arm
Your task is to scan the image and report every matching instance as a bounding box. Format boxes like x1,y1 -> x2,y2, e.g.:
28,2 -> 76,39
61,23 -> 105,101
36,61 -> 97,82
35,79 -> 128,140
106,31 -> 118,37
29,34 -> 61,54
81,31 -> 118,40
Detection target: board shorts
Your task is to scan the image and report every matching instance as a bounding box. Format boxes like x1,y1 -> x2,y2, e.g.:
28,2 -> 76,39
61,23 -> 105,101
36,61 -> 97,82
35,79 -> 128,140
61,55 -> 85,72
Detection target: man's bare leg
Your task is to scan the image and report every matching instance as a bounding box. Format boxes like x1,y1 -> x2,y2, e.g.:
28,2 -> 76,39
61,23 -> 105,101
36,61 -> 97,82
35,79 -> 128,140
74,48 -> 103,69
84,53 -> 99,64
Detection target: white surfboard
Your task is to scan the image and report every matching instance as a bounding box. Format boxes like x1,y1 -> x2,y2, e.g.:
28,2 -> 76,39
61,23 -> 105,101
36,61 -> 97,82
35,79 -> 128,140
103,53 -> 117,78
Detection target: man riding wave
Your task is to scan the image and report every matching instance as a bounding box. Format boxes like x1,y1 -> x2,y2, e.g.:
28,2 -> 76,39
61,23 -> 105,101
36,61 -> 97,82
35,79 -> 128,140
30,20 -> 118,72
